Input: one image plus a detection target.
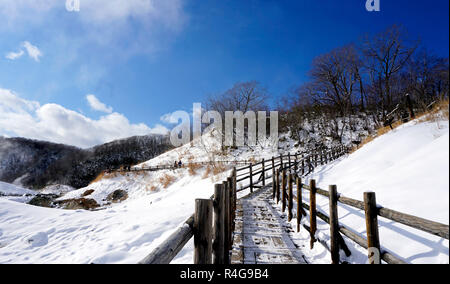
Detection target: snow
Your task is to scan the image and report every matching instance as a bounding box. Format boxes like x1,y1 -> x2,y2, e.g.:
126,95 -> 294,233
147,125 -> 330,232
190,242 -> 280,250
0,132 -> 233,264
294,118 -> 449,264
135,129 -> 280,168
39,184 -> 75,195
0,170 -> 223,263
0,181 -> 35,196
0,116 -> 448,264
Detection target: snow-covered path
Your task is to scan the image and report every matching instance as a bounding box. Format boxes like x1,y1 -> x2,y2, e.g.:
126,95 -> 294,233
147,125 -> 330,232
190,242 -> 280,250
231,186 -> 306,264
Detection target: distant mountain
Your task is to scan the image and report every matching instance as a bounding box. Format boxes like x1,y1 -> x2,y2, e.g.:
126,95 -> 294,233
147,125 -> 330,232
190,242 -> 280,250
0,135 -> 172,189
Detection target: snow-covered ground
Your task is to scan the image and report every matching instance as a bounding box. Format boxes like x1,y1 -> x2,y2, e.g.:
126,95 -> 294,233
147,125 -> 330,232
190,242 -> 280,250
0,132 -> 240,264
0,181 -> 36,203
0,167 -> 230,263
0,115 -> 448,264
290,117 -> 449,264
135,129 -> 281,168
0,181 -> 35,196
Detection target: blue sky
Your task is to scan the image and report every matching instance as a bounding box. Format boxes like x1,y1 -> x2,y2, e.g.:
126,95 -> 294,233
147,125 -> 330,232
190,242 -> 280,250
0,0 -> 449,148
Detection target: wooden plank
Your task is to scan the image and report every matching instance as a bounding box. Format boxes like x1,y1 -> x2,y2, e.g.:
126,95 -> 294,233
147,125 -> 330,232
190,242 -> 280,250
378,207 -> 449,240
303,184 -> 449,240
272,157 -> 276,198
296,177 -> 302,232
262,159 -> 265,186
364,192 -> 381,264
223,181 -> 230,264
249,163 -> 253,193
138,215 -> 194,264
213,184 -> 225,264
329,185 -> 339,264
288,174 -> 293,221
276,169 -> 280,203
194,199 -> 213,264
309,179 -> 317,249
281,170 -> 287,212
227,177 -> 233,251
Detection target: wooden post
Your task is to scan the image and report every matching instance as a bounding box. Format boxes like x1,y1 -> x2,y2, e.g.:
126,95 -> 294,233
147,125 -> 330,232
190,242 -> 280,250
294,157 -> 298,173
223,181 -> 230,264
329,185 -> 340,264
213,184 -> 225,264
288,153 -> 291,169
249,163 -> 253,193
232,167 -> 237,220
309,179 -> 317,249
261,159 -> 265,186
227,177 -> 233,251
296,177 -> 302,232
276,169 -> 280,203
301,157 -> 305,176
194,199 -> 213,264
282,170 -> 287,212
271,156 -> 275,174
364,192 -> 381,264
309,156 -> 313,172
271,157 -> 275,197
288,174 -> 293,221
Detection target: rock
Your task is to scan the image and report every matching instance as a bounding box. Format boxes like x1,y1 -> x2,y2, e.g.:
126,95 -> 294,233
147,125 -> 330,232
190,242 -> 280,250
106,190 -> 128,203
28,194 -> 59,208
56,198 -> 100,210
82,189 -> 95,197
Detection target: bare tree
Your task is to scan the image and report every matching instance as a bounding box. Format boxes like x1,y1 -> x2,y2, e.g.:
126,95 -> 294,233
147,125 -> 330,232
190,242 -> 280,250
205,81 -> 269,116
204,81 -> 269,150
309,44 -> 361,117
405,49 -> 449,108
361,25 -> 418,116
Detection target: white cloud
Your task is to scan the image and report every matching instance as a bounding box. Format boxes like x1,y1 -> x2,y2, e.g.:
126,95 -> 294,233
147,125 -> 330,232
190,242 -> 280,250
5,41 -> 42,62
0,1 -> 187,63
0,88 -> 169,148
5,49 -> 24,60
22,41 -> 42,62
160,112 -> 180,124
0,0 -> 186,30
86,94 -> 113,113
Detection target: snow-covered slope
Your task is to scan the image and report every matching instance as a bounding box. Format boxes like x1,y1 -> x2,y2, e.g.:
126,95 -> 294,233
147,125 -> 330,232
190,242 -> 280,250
296,118 -> 449,264
0,168 -> 230,263
0,181 -> 35,196
0,132 -> 236,263
136,129 -> 281,168
0,115 -> 447,264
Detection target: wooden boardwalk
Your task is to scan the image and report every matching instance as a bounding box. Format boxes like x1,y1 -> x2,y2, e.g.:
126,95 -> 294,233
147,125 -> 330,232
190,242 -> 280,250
231,186 -> 306,264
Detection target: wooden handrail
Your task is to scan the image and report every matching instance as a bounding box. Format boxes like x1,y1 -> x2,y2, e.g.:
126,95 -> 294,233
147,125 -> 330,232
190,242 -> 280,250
139,145 -> 450,265
302,183 -> 449,240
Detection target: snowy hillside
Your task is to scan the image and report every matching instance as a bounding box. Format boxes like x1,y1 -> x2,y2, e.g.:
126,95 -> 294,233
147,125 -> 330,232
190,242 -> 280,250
293,117 -> 449,264
0,114 -> 448,264
0,134 -> 171,189
0,133 -> 236,263
0,181 -> 35,196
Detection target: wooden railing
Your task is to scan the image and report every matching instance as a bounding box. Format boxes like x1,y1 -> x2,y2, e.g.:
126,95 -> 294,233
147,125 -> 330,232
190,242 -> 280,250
138,144 -> 450,264
274,170 -> 450,264
138,168 -> 238,264
138,145 -> 348,264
